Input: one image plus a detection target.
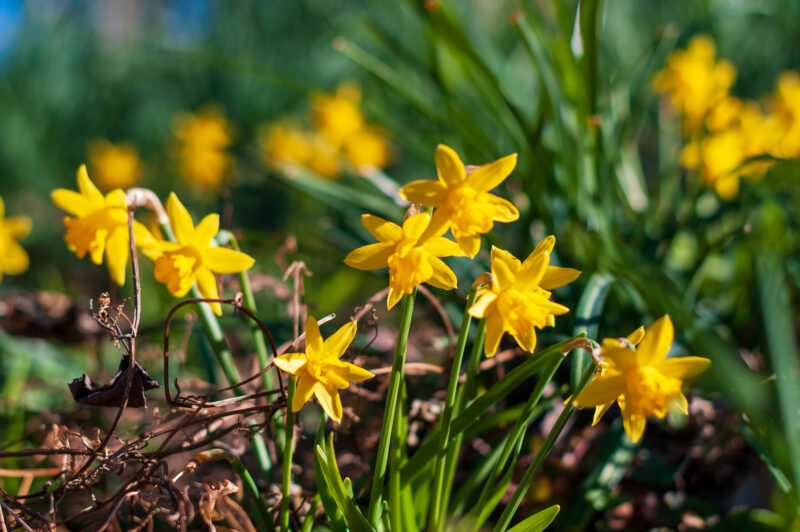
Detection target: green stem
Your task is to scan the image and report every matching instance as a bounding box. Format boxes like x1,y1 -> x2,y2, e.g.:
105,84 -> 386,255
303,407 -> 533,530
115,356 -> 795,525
300,493 -> 320,532
367,291 -> 416,526
390,384 -> 408,532
491,362 -> 598,532
160,221 -> 272,478
229,234 -> 276,393
469,355 -> 562,530
428,288 -> 479,531
281,376 -> 297,532
228,452 -> 276,531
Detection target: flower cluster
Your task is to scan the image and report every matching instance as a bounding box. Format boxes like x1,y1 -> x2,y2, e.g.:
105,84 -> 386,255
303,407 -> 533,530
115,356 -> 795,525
653,35 -> 800,198
574,316 -> 710,443
0,195 -> 32,281
259,82 -> 390,179
346,144 -> 577,358
88,139 -> 143,190
52,167 -> 253,315
174,106 -> 234,188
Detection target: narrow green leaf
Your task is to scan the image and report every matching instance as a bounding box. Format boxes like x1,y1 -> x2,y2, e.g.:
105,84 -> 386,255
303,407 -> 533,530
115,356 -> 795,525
506,505 -> 560,532
570,273 -> 612,389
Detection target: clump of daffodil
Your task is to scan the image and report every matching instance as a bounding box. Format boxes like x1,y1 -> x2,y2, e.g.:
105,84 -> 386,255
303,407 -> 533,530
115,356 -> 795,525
0,195 -> 32,280
259,82 -> 390,180
652,35 -> 736,133
399,144 -> 519,257
151,193 -> 254,315
174,106 -> 234,188
52,165 -> 156,285
88,139 -> 143,190
468,237 -> 579,357
274,316 -> 374,423
573,315 -> 711,443
345,212 -> 464,309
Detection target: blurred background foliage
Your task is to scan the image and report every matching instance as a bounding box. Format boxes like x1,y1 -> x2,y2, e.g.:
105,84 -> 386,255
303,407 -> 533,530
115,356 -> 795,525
2,0 -> 800,529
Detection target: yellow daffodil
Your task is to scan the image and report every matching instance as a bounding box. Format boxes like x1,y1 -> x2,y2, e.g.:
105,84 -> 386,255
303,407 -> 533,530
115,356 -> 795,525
152,193 -> 254,315
399,145 -> 519,258
274,316 -> 374,423
312,82 -> 365,147
174,106 -> 234,188
652,35 -> 736,132
0,195 -> 32,280
344,212 -> 464,310
88,139 -> 142,190
307,135 -> 341,179
468,237 -> 579,357
52,165 -> 156,285
770,71 -> 800,159
573,316 -> 711,443
343,127 -> 390,173
259,123 -> 313,171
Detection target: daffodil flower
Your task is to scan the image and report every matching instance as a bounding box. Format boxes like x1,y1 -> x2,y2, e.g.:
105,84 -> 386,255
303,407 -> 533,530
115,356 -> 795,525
88,139 -> 142,190
174,107 -> 234,188
399,144 -> 519,257
573,315 -> 711,443
152,193 -> 255,315
468,237 -> 580,357
274,316 -> 374,423
0,195 -> 32,280
344,212 -> 464,309
52,165 -> 156,286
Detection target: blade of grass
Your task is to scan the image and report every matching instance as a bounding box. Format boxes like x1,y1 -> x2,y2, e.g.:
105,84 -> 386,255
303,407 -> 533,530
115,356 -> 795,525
570,273 -> 612,388
506,505 -> 560,532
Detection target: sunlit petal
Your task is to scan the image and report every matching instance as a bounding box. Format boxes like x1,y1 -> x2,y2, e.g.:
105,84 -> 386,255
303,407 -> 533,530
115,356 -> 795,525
323,321 -> 357,360
399,180 -> 447,206
305,316 -> 323,357
483,312 -> 505,357
204,247 -> 255,273
195,214 -> 220,246
464,152 -> 517,192
540,266 -> 581,290
344,243 -> 394,270
274,353 -> 308,375
105,227 -> 129,286
196,267 -> 222,315
636,315 -> 674,365
426,256 -> 458,290
435,144 -> 466,186
574,374 -> 625,407
656,356 -> 712,379
292,373 -> 316,412
166,192 -> 196,243
314,382 -> 343,423
361,214 -> 402,242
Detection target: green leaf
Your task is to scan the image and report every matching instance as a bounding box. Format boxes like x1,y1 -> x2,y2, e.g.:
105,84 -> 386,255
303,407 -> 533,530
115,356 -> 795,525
756,252 -> 800,502
505,505 -> 560,532
314,420 -> 348,532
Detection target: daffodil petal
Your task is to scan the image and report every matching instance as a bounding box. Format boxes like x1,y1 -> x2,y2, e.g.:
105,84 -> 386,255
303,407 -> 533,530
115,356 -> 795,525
423,235 -> 463,258
195,214 -> 220,245
105,189 -> 127,209
105,227 -> 129,286
305,316 -> 323,358
402,213 -> 431,241
491,254 -> 516,290
166,192 -> 195,243
670,392 -> 689,415
426,257 -> 457,290
490,247 -> 520,279
361,214 -> 402,242
387,286 -> 404,310
292,374 -> 316,413
435,144 -> 466,187
344,243 -> 394,270
483,193 -> 519,223
133,221 -> 161,259
621,401 -> 647,443
574,374 -> 625,407
512,327 -> 537,353
339,361 -> 374,382
314,381 -> 343,422
399,180 -> 447,206
517,246 -> 551,290
468,291 -> 497,319
204,247 -> 255,273
592,401 -> 615,426
76,165 -> 105,205
600,345 -> 637,371
3,241 -> 29,275
51,189 -> 92,217
323,321 -> 357,360
4,216 -> 32,240
626,326 -> 646,346
465,152 -> 517,192
540,266 -> 581,290
274,352 -> 308,375
636,315 -> 674,365
656,356 -> 711,379
418,207 -> 451,245
454,232 -> 481,258
196,267 -> 222,316
483,312 -> 505,357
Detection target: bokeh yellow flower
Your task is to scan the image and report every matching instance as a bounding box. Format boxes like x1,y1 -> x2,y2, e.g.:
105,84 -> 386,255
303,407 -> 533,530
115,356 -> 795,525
573,316 -> 711,443
344,212 -> 464,309
400,144 -> 519,257
652,35 -> 736,132
343,127 -> 390,173
0,195 -> 32,280
174,106 -> 234,188
468,237 -> 579,357
151,193 -> 254,315
259,123 -> 313,171
274,316 -> 374,423
770,71 -> 800,159
88,139 -> 142,190
52,165 -> 156,286
312,82 -> 365,147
